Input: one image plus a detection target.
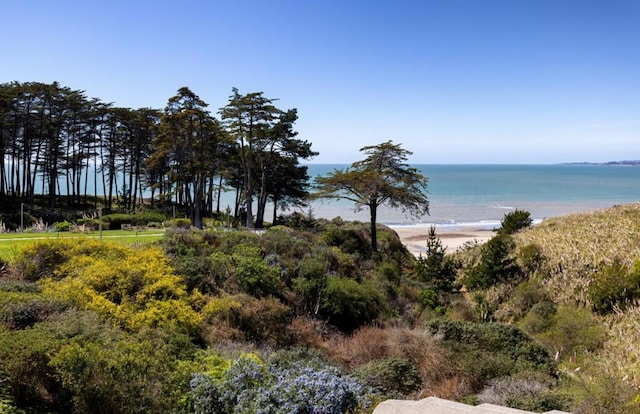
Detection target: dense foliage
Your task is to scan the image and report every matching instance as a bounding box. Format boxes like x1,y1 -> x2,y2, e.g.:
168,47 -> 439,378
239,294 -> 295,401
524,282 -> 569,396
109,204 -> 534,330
462,203 -> 640,412
4,204 -> 640,412
498,209 -> 533,235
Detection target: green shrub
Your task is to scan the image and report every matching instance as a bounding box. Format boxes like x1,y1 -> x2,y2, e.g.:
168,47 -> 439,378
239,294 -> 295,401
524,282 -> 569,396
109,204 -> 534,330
519,301 -> 557,335
131,211 -> 167,225
325,246 -> 357,276
464,234 -> 520,290
0,280 -> 41,293
569,374 -> 640,414
356,357 -> 422,396
517,243 -> 545,274
267,347 -> 329,371
498,209 -> 533,235
293,257 -> 329,315
12,240 -> 71,281
233,253 -> 282,298
376,261 -> 401,286
49,326 -> 192,413
75,218 -> 100,230
323,224 -> 371,258
415,226 -> 459,293
535,305 -> 605,360
1,298 -> 67,329
588,258 -> 640,315
427,319 -> 556,390
53,221 -> 72,232
473,293 -> 496,322
170,218 -> 192,228
320,276 -> 385,332
420,288 -> 441,310
0,317 -> 68,410
161,229 -> 217,291
102,213 -> 132,230
501,279 -> 551,322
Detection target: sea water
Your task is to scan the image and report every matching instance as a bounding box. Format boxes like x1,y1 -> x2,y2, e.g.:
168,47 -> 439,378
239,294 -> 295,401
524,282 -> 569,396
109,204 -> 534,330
41,164 -> 640,230
303,164 -> 640,229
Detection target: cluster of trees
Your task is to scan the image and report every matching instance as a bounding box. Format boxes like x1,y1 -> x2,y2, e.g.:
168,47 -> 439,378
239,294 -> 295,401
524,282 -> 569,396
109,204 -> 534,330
0,82 -> 316,228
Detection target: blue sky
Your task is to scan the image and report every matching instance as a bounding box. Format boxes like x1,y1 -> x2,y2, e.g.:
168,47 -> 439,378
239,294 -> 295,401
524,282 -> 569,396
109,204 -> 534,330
2,0 -> 638,163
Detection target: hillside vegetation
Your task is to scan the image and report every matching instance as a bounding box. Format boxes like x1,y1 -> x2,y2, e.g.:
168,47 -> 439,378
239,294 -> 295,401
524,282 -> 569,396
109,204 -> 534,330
2,205 -> 640,413
511,203 -> 640,389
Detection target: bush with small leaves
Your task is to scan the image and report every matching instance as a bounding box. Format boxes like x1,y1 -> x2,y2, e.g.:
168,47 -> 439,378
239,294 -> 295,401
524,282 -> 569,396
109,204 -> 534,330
415,226 -> 459,293
427,319 -> 556,390
53,220 -> 72,232
500,279 -> 551,322
233,248 -> 282,298
420,288 -> 440,310
102,213 -> 133,230
588,258 -> 640,315
39,241 -> 202,335
517,243 -> 545,274
170,217 -> 192,228
0,297 -> 67,329
570,374 -> 640,414
320,276 -> 385,332
234,294 -> 292,345
535,305 -> 605,360
323,224 -> 371,258
498,209 -> 533,235
12,240 -> 71,281
478,374 -> 568,412
131,211 -> 167,226
356,357 -> 423,397
519,301 -> 557,335
464,234 -> 520,290
189,354 -> 374,414
50,329 -> 193,413
293,257 -> 329,315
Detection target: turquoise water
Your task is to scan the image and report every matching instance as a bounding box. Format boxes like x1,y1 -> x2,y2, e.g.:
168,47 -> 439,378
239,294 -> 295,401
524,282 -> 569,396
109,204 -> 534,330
305,164 -> 640,228
38,164 -> 640,228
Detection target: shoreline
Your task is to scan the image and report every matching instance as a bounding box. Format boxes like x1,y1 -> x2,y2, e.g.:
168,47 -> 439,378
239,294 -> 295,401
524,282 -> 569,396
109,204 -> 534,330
389,225 -> 495,256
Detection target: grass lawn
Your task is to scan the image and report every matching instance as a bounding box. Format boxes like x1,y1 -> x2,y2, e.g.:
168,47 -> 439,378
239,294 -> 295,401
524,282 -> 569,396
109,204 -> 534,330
0,229 -> 166,261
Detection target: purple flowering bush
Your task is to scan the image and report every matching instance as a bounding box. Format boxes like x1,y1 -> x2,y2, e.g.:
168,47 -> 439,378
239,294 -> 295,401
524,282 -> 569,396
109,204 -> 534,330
189,354 -> 374,413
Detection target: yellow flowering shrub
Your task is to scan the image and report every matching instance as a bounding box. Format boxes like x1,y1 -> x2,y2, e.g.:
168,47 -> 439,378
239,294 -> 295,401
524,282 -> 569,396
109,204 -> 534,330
202,295 -> 242,322
39,241 -> 202,334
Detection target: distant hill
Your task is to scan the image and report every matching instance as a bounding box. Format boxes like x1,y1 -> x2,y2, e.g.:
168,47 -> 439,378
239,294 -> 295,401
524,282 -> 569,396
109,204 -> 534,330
562,160 -> 640,166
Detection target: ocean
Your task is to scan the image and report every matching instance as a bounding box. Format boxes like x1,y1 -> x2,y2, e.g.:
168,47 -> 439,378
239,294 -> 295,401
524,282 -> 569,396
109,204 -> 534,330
302,164 -> 640,230
33,163 -> 640,230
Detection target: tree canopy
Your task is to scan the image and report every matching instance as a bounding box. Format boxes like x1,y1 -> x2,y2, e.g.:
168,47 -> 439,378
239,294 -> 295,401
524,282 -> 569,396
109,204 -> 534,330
0,81 -> 315,230
314,140 -> 429,252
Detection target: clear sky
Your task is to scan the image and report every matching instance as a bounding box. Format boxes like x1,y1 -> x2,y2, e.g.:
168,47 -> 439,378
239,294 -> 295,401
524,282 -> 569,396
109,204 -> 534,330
2,0 -> 638,164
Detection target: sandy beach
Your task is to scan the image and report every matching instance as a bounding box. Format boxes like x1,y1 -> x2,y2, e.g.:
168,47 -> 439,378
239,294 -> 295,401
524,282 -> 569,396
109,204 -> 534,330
389,225 -> 495,256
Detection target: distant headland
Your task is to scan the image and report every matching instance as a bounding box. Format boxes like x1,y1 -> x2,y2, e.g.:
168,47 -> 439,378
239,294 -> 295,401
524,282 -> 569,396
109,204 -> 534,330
562,160 -> 640,166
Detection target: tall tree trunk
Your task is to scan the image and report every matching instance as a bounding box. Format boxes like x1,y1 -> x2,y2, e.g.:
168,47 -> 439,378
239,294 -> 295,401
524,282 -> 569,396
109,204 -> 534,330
255,156 -> 271,228
216,175 -> 223,213
370,202 -> 378,253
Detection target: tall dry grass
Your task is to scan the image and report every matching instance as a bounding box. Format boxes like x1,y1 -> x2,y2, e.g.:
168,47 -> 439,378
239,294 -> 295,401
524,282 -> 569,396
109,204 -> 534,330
514,203 -> 640,306
599,305 -> 640,388
512,203 -> 640,390
327,326 -> 468,399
